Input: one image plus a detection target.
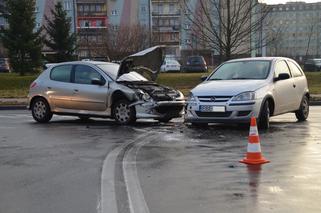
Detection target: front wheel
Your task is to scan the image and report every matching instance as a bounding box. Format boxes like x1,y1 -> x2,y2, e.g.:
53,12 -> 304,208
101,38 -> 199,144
31,97 -> 53,123
295,96 -> 309,121
258,100 -> 270,130
112,100 -> 136,125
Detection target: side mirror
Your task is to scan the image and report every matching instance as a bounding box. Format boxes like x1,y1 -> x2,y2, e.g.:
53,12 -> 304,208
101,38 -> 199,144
91,78 -> 105,86
201,75 -> 208,81
275,73 -> 290,81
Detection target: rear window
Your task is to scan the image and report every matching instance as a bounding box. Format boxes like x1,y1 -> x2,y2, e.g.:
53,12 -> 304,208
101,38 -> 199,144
50,65 -> 73,83
188,56 -> 204,64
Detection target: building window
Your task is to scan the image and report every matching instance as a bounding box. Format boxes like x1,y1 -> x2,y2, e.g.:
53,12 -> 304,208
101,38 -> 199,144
63,1 -> 72,11
185,39 -> 191,44
111,10 -> 118,16
169,3 -> 175,13
141,6 -> 146,13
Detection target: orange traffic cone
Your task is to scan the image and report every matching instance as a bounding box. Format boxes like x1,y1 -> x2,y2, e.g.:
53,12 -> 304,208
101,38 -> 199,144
240,117 -> 270,165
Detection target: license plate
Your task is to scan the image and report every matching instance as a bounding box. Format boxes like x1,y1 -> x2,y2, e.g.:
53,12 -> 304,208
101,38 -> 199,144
200,105 -> 226,112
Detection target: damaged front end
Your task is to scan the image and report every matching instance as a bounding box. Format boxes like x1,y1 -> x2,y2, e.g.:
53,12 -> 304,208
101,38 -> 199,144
119,81 -> 185,120
115,46 -> 185,121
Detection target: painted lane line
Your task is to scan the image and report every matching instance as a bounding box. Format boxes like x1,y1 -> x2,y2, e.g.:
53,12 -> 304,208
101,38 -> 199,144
123,137 -> 156,213
100,132 -> 151,213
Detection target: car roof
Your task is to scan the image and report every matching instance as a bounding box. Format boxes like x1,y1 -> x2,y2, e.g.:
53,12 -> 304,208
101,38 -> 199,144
50,61 -> 119,67
226,57 -> 294,63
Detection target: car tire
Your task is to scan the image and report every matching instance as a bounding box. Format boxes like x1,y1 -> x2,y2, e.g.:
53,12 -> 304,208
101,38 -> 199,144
31,97 -> 53,123
78,116 -> 90,121
258,100 -> 270,130
157,117 -> 172,123
191,122 -> 208,127
113,100 -> 136,125
295,96 -> 309,121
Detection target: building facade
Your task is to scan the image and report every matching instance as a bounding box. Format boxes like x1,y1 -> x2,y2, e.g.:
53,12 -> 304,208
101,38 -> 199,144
151,0 -> 181,56
265,2 -> 321,62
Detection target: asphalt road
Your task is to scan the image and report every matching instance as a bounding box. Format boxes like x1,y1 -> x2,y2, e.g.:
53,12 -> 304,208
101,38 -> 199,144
0,108 -> 321,213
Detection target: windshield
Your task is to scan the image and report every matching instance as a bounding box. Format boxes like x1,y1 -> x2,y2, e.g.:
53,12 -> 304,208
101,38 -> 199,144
208,60 -> 271,80
97,63 -> 120,81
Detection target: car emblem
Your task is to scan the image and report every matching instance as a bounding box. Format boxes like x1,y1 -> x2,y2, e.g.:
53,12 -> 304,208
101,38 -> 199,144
210,97 -> 216,102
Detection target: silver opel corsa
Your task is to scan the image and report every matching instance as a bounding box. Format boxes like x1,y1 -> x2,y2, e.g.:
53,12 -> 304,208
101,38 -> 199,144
185,57 -> 310,129
28,46 -> 185,124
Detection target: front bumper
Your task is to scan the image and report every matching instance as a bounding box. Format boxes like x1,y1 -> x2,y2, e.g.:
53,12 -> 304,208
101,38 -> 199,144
184,99 -> 262,124
132,100 -> 186,119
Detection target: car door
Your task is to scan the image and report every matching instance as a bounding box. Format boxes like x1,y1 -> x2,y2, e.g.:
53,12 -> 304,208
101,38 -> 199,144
47,64 -> 75,109
273,60 -> 297,114
71,64 -> 108,111
287,60 -> 307,110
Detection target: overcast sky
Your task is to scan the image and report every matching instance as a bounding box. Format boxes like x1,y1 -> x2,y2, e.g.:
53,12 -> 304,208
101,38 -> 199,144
262,0 -> 321,4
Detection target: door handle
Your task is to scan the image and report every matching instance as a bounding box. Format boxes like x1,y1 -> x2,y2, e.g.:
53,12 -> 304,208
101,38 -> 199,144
74,89 -> 79,92
47,87 -> 52,89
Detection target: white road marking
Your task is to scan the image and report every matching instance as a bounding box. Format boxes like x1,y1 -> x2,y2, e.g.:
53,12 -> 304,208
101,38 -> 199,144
100,132 -> 152,213
123,138 -> 154,213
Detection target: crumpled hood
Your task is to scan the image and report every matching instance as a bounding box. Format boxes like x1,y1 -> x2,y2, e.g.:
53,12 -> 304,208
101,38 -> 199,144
117,46 -> 165,81
191,80 -> 267,96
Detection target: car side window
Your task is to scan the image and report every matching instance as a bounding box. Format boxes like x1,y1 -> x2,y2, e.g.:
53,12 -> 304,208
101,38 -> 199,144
287,61 -> 303,77
74,65 -> 105,85
274,60 -> 291,78
50,65 -> 73,83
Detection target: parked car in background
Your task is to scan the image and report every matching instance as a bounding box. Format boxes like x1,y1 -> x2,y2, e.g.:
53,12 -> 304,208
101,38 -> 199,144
304,58 -> 321,71
28,46 -> 185,124
160,59 -> 181,72
182,56 -> 207,72
185,57 -> 309,129
0,58 -> 10,73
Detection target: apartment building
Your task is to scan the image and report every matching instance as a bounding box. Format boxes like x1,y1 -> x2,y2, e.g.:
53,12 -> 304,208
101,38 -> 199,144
265,2 -> 321,61
151,0 -> 181,56
75,0 -> 108,58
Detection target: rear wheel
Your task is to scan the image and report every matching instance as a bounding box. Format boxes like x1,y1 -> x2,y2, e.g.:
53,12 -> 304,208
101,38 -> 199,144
157,117 -> 172,123
295,96 -> 309,121
113,100 -> 136,125
258,100 -> 270,130
31,97 -> 53,123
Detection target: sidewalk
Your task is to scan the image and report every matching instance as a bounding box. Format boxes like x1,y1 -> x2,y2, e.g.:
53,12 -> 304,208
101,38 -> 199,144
0,95 -> 321,110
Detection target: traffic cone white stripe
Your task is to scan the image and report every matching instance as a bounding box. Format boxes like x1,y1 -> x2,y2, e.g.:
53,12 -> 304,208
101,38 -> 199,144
249,126 -> 258,136
247,143 -> 262,153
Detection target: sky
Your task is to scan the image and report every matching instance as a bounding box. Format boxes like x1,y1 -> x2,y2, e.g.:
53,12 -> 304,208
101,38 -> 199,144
262,0 -> 321,4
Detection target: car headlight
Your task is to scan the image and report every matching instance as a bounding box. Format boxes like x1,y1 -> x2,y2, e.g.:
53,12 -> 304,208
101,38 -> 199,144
232,92 -> 255,101
136,89 -> 151,101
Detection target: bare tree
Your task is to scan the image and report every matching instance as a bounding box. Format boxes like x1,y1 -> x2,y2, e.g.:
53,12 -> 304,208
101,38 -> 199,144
182,0 -> 271,61
93,25 -> 150,60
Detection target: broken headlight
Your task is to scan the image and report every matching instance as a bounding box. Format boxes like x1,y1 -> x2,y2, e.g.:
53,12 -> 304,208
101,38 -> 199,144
136,89 -> 152,101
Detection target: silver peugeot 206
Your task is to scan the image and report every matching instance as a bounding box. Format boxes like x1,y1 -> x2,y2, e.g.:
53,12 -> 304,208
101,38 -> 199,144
28,46 -> 185,124
185,57 -> 310,129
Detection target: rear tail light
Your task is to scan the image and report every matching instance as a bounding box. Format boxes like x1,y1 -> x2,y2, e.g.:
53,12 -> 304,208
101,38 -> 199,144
30,82 -> 37,89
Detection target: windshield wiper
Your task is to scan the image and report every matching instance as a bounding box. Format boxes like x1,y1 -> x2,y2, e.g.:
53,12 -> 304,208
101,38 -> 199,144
231,77 -> 249,80
209,78 -> 223,81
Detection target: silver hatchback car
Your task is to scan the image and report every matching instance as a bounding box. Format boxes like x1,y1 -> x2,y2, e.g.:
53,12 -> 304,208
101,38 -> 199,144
28,46 -> 185,124
185,57 -> 309,129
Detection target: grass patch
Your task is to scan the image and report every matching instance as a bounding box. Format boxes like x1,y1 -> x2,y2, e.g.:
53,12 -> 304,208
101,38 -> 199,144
0,71 -> 320,98
0,73 -> 38,98
157,72 -> 208,95
305,72 -> 321,94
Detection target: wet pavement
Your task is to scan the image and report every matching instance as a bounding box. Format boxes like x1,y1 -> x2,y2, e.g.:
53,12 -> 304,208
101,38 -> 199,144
0,108 -> 321,213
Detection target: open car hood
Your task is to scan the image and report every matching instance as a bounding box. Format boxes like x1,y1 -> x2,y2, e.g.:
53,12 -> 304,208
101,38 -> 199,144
116,46 -> 165,81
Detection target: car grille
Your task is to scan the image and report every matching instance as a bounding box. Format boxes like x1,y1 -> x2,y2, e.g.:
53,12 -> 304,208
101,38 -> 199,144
237,111 -> 251,117
154,105 -> 184,114
195,111 -> 232,117
197,96 -> 232,103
